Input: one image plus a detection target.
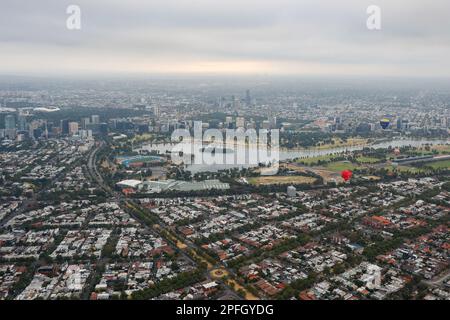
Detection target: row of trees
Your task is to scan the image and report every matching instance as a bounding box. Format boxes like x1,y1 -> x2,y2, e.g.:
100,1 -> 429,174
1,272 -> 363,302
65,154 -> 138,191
130,267 -> 206,300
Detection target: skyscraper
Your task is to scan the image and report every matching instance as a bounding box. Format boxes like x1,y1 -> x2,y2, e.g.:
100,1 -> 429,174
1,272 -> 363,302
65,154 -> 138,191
269,115 -> 277,129
81,117 -> 91,129
4,114 -> 17,139
245,90 -> 251,107
232,96 -> 240,114
225,116 -> 233,129
91,115 -> 100,124
236,117 -> 245,128
152,106 -> 160,118
5,114 -> 16,130
99,123 -> 109,136
61,119 -> 69,135
68,122 -> 79,135
18,115 -> 28,131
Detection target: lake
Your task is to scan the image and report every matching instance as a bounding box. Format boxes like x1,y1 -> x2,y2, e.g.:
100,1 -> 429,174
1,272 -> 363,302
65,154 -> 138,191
135,138 -> 449,173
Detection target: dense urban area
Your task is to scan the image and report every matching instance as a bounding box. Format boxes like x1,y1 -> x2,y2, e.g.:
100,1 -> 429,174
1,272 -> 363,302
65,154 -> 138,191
0,77 -> 449,300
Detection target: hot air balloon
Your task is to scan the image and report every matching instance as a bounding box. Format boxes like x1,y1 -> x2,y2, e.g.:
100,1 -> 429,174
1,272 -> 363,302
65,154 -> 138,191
380,118 -> 390,130
394,148 -> 401,156
341,170 -> 353,182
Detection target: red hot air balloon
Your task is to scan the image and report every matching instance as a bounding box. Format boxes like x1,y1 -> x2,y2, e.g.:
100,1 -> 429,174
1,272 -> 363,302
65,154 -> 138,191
341,170 -> 353,182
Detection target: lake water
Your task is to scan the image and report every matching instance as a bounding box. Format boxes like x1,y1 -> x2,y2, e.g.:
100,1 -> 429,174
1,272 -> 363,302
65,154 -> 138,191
135,138 -> 449,173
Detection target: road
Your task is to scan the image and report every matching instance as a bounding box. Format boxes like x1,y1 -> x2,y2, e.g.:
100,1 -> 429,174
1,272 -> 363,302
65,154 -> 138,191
423,270 -> 450,287
84,139 -> 253,299
86,141 -> 113,194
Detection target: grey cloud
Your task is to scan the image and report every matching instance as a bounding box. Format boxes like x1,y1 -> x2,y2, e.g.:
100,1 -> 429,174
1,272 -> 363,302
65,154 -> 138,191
0,0 -> 449,76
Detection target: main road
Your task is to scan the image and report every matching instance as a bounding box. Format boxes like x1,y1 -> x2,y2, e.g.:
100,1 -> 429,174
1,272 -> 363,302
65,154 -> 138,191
86,140 -> 112,194
87,138 -> 253,299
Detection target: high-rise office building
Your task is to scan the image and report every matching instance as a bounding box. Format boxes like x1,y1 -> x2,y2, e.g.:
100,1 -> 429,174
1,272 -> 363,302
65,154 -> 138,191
402,120 -> 409,130
232,96 -> 240,113
356,122 -> 371,134
61,119 -> 70,135
79,129 -> 93,139
152,106 -> 160,118
261,120 -> 270,130
269,116 -> 277,129
99,123 -> 109,136
68,122 -> 79,135
396,118 -> 403,130
245,90 -> 251,106
225,116 -> 233,129
5,114 -> 16,130
236,117 -> 245,128
335,117 -> 342,125
18,115 -> 28,131
32,128 -> 42,139
4,114 -> 16,140
81,117 -> 91,129
91,115 -> 100,124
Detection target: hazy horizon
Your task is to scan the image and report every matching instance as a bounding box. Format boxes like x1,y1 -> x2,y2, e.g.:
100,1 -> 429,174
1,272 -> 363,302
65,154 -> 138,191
1,0 -> 450,78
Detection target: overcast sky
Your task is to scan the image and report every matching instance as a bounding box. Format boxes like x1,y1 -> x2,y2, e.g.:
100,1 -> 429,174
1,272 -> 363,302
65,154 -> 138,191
1,0 -> 450,77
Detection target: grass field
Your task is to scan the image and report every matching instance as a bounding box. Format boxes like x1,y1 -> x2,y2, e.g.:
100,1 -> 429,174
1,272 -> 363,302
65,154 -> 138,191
132,133 -> 154,143
315,138 -> 368,150
356,156 -> 380,164
408,145 -> 450,156
432,145 -> 450,154
386,165 -> 427,173
325,161 -> 359,172
407,150 -> 435,156
248,176 -> 317,186
424,145 -> 450,154
426,160 -> 450,170
295,154 -> 340,165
